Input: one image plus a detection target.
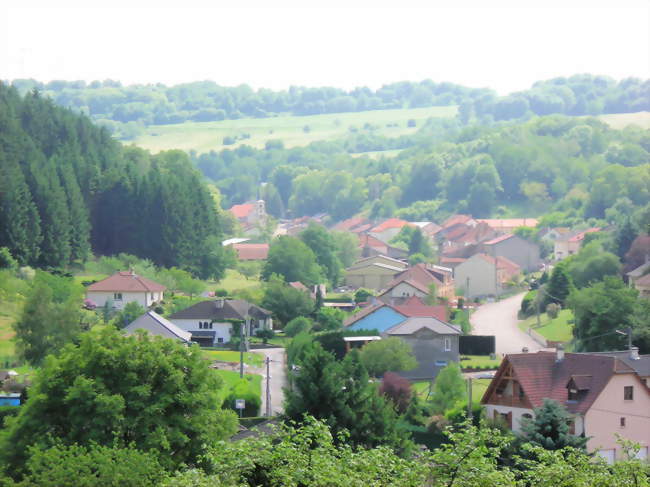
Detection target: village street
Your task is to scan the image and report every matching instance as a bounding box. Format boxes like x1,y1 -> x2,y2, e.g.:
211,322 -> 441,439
255,347 -> 288,416
470,292 -> 543,356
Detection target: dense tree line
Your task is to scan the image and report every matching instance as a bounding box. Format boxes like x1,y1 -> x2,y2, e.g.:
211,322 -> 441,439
0,83 -> 229,278
193,114 -> 649,224
10,75 -> 648,138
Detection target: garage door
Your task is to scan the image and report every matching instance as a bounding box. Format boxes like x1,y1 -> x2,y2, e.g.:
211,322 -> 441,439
596,449 -> 615,464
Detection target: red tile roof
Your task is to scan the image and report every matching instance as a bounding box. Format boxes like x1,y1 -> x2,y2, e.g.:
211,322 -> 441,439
233,243 -> 269,260
478,218 -> 539,229
483,233 -> 515,245
440,257 -> 467,263
229,203 -> 255,219
351,223 -> 372,234
393,301 -> 448,321
568,227 -> 601,243
86,271 -> 166,292
483,352 -> 635,415
359,234 -> 388,249
332,217 -> 366,232
289,281 -> 310,292
371,218 -> 413,233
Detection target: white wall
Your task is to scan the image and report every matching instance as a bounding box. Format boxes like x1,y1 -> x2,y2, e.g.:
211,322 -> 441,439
86,291 -> 162,310
455,257 -> 496,298
390,281 -> 427,298
171,319 -> 232,344
485,405 -> 536,433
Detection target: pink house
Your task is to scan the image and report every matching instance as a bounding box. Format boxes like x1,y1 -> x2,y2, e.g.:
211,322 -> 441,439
482,349 -> 650,463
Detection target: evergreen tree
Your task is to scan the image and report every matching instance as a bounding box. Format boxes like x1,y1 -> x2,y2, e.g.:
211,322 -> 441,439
614,217 -> 638,259
544,263 -> 573,307
519,399 -> 588,451
429,361 -> 467,414
58,160 -> 91,262
0,157 -> 42,265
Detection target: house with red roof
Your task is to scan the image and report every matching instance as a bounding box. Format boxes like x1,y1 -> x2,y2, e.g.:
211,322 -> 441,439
369,218 -> 415,243
86,270 -> 166,309
482,349 -> 650,463
228,200 -> 267,235
232,243 -> 269,261
477,218 -> 538,233
358,233 -> 408,259
454,253 -> 521,298
378,263 -> 455,303
554,227 -> 601,261
480,233 -> 541,272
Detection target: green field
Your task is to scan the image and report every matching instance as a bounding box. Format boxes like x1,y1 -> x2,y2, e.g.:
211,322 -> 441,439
202,349 -> 264,368
129,106 -> 457,153
210,269 -> 263,294
597,111 -> 650,130
518,309 -> 574,343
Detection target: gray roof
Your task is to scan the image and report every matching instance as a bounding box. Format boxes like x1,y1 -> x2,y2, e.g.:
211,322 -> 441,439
385,317 -> 461,336
125,311 -> 192,343
627,261 -> 650,278
168,299 -> 271,321
589,350 -> 650,377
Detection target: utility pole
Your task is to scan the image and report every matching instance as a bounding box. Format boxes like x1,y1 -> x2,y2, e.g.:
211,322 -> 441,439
467,377 -> 473,420
239,320 -> 245,379
265,356 -> 272,417
466,277 -> 470,302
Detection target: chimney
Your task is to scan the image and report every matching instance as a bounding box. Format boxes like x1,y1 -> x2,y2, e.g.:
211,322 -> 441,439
556,345 -> 565,363
630,346 -> 640,361
215,299 -> 225,309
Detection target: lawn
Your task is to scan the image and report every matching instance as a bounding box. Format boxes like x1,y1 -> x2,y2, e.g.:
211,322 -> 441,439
129,106 -> 457,154
518,309 -> 574,343
459,355 -> 501,370
412,377 -> 491,405
209,269 -> 263,294
202,349 -> 264,368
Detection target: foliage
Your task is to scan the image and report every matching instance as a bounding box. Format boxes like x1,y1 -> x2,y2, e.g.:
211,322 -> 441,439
284,345 -> 411,453
224,376 -> 261,417
261,276 -> 315,327
299,223 -> 343,286
359,337 -> 417,378
429,362 -> 467,414
114,301 -> 145,328
519,399 -> 588,451
284,316 -> 313,337
544,263 -> 573,307
565,241 -> 620,288
353,288 -> 373,303
0,84 -> 230,277
0,248 -> 18,271
313,328 -> 380,361
286,331 -> 314,366
520,289 -> 537,317
379,372 -> 412,414
262,236 -> 323,286
313,307 -> 345,332
12,271 -> 84,366
331,231 -> 361,268
569,276 -> 638,351
255,328 -> 275,344
14,443 -> 164,487
0,328 -> 238,478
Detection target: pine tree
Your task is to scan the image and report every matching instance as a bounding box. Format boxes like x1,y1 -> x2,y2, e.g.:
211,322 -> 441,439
0,157 -> 42,265
544,263 -> 573,307
58,160 -> 91,262
519,399 -> 588,451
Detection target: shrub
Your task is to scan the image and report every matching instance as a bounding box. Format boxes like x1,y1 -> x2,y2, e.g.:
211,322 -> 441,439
354,288 -> 373,303
224,377 -> 261,417
546,302 -> 560,319
520,290 -> 537,317
255,328 -> 275,344
223,136 -> 236,145
379,372 -> 412,414
215,289 -> 228,297
284,317 -> 312,337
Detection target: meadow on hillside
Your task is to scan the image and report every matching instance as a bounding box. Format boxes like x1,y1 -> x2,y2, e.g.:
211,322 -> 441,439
128,106 -> 457,153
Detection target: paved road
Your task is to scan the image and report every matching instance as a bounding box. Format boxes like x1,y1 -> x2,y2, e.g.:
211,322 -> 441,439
470,292 -> 542,356
254,347 -> 287,416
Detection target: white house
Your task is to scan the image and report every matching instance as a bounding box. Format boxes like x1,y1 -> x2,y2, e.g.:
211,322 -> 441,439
168,299 -> 273,347
85,270 -> 165,310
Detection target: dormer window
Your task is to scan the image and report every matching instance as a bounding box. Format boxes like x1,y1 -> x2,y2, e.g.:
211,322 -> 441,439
568,388 -> 579,401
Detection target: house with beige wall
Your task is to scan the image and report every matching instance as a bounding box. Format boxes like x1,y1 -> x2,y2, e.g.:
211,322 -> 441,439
482,349 -> 650,463
345,255 -> 407,290
454,253 -> 520,298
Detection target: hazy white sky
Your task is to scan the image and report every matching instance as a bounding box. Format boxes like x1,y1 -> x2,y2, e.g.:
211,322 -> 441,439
1,0 -> 648,94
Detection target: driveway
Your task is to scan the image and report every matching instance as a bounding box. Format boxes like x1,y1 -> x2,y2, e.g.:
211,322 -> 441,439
253,347 -> 287,417
470,292 -> 542,356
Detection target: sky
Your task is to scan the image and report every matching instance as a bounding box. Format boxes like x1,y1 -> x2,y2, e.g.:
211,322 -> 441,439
1,0 -> 649,95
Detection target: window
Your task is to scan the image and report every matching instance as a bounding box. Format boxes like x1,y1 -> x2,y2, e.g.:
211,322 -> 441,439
624,386 -> 634,400
114,293 -> 123,301
444,338 -> 451,352
198,322 -> 203,329
568,388 -> 579,401
620,417 -> 626,427
209,322 -> 213,329
217,337 -> 224,343
518,384 -> 525,399
435,360 -> 448,367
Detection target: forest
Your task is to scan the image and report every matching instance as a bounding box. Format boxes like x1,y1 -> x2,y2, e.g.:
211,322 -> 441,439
0,82 -> 230,278
194,114 -> 650,224
8,75 -> 649,135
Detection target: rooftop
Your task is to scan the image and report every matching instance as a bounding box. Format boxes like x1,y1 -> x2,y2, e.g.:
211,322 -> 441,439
86,271 -> 166,293
229,203 -> 256,219
169,299 -> 271,321
233,243 -> 269,260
